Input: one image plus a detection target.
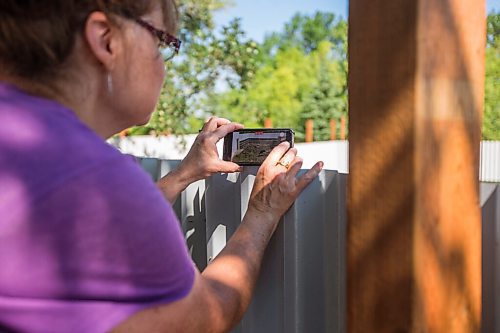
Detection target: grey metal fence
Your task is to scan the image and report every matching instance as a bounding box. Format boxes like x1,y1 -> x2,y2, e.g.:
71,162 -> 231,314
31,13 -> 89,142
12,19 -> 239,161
138,157 -> 498,333
138,157 -> 347,333
481,183 -> 500,333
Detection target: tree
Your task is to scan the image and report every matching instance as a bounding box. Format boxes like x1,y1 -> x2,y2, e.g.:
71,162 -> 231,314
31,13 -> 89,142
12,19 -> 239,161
209,13 -> 348,141
261,12 -> 347,58
130,0 -> 259,135
215,18 -> 262,90
208,46 -> 315,128
298,42 -> 347,141
487,10 -> 499,49
130,0 -> 223,135
483,11 -> 500,140
129,8 -> 349,139
130,7 -> 498,141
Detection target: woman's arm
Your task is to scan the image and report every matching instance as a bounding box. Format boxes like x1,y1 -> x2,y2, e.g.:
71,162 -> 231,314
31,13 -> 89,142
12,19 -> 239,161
157,117 -> 243,203
114,142 -> 323,333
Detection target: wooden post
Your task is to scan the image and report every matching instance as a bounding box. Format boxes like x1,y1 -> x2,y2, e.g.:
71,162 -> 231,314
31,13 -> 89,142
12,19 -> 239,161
347,0 -> 485,332
340,116 -> 347,140
330,119 -> 337,141
119,128 -> 129,138
305,119 -> 314,143
264,118 -> 273,128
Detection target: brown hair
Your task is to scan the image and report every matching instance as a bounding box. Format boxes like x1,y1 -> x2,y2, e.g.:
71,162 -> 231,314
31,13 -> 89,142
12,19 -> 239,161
0,0 -> 178,79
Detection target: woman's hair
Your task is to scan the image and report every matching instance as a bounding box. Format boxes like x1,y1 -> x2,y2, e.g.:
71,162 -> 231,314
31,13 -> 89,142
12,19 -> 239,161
0,0 -> 178,79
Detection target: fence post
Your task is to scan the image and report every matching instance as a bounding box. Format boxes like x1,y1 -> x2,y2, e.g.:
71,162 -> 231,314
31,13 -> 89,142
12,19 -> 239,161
330,119 -> 337,141
305,119 -> 314,143
119,128 -> 130,138
340,116 -> 347,140
348,0 -> 485,332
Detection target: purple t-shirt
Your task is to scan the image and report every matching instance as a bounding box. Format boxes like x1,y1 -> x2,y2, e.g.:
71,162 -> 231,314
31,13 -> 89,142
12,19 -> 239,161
0,82 -> 195,332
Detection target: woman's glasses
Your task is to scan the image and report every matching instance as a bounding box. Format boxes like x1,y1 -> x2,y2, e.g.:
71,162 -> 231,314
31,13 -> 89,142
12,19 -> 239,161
134,18 -> 181,61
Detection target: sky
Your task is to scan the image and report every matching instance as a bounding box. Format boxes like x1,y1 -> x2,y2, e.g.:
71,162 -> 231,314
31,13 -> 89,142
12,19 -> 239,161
213,0 -> 347,42
213,0 -> 499,43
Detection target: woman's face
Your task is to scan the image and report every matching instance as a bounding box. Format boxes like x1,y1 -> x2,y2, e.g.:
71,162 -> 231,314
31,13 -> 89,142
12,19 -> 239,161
112,3 -> 168,127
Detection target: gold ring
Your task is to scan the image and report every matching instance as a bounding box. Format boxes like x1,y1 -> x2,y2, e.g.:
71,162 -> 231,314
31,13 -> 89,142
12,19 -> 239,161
276,160 -> 290,169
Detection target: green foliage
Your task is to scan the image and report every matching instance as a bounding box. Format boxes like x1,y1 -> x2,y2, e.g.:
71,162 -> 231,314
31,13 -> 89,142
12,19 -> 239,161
130,5 -> 497,141
131,7 -> 349,138
261,12 -> 347,57
130,1 -> 220,135
215,19 -> 262,89
208,46 -> 315,129
209,13 -> 348,142
484,11 -> 500,140
298,43 -> 347,141
487,10 -> 499,49
132,0 -> 260,135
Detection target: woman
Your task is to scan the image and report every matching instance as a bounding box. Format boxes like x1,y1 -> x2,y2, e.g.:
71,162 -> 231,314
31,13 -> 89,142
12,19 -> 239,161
0,0 -> 323,332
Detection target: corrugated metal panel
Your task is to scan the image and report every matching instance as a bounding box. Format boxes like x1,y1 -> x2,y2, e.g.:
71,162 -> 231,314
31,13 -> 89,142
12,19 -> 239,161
137,158 -> 347,333
138,157 -> 499,333
116,138 -> 500,182
136,158 -> 208,270
480,141 -> 500,183
205,169 -> 347,333
481,183 -> 500,333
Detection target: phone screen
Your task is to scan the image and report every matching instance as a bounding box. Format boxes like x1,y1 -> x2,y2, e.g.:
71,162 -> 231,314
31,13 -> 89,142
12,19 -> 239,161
223,129 -> 294,166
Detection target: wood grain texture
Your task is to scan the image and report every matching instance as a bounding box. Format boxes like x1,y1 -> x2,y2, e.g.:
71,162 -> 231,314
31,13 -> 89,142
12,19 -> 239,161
347,0 -> 485,331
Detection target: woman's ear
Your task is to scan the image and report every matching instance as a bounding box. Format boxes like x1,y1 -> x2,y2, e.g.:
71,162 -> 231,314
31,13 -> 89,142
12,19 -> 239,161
84,11 -> 119,71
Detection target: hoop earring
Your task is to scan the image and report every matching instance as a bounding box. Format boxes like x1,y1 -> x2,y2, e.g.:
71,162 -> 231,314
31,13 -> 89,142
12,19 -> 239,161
107,73 -> 113,94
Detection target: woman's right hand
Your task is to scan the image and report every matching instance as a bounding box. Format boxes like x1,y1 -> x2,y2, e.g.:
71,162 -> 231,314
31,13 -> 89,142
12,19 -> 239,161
157,117 -> 243,203
248,142 -> 323,223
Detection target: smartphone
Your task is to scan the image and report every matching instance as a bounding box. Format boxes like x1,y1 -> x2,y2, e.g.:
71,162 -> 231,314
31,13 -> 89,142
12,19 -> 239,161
223,128 -> 295,166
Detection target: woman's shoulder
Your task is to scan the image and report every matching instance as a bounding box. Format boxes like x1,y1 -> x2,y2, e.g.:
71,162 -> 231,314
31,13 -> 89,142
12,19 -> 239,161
0,81 -> 127,185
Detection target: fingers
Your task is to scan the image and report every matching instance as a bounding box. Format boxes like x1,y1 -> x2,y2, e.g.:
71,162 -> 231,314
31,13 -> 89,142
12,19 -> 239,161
285,156 -> 303,177
213,122 -> 244,141
276,147 -> 297,169
201,117 -> 230,132
216,161 -> 243,174
199,117 -> 244,144
264,142 -> 291,166
294,161 -> 324,193
201,116 -> 243,133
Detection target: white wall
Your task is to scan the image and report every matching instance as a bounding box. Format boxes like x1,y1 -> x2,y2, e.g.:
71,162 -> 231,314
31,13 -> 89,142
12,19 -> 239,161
109,136 -> 499,182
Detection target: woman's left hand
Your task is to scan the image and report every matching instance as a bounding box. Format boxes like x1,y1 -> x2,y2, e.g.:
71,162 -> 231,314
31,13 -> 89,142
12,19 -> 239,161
158,117 -> 244,203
